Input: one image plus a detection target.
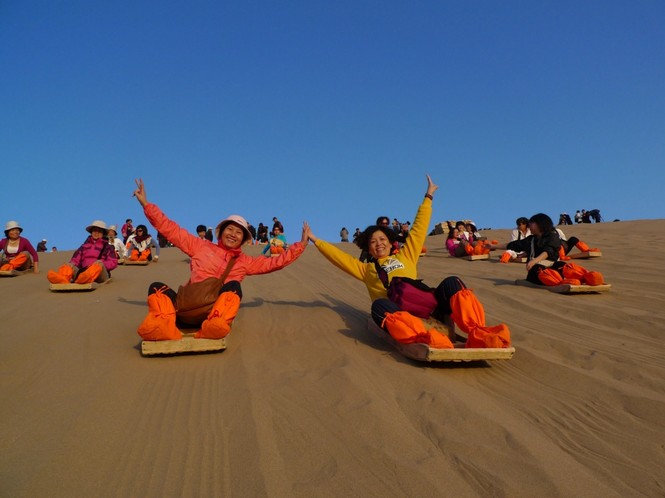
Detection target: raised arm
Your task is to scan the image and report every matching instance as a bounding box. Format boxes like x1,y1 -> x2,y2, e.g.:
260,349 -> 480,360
133,178 -> 148,207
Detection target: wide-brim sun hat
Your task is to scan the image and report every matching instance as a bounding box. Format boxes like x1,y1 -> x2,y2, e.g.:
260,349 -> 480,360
4,220 -> 23,236
216,215 -> 252,243
86,220 -> 108,234
107,225 -> 118,235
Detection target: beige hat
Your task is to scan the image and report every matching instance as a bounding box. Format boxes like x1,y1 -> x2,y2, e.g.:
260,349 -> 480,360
216,214 -> 252,243
86,220 -> 108,234
4,220 -> 23,236
107,225 -> 118,235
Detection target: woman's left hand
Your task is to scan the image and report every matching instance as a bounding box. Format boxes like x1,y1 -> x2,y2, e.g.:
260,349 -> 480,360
426,174 -> 438,197
302,222 -> 316,244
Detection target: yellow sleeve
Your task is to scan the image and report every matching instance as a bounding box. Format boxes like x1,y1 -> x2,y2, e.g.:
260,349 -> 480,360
399,197 -> 432,265
314,239 -> 366,281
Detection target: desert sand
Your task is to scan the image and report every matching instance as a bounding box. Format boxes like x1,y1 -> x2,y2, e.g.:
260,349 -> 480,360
1,219 -> 664,497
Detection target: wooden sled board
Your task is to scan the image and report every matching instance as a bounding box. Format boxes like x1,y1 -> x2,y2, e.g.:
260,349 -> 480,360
463,254 -> 489,261
568,250 -> 602,259
0,270 -> 20,277
123,260 -> 150,265
141,332 -> 227,356
49,279 -> 112,292
514,279 -> 611,294
510,257 -> 527,264
367,319 -> 514,362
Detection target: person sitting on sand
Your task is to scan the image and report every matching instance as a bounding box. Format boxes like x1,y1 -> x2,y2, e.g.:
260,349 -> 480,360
499,217 -> 531,263
452,220 -> 490,257
107,225 -> 127,260
0,221 -> 39,273
304,175 -> 511,350
47,220 -> 118,284
555,228 -> 598,261
490,213 -> 604,286
445,227 -> 466,257
132,178 -> 308,341
262,225 -> 288,257
125,224 -> 160,262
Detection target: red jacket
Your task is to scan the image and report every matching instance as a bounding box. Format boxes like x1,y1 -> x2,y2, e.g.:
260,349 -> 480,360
144,203 -> 305,285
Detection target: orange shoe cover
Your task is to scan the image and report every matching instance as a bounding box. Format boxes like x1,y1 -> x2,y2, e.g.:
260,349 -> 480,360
0,264 -> 10,271
562,262 -> 587,280
464,244 -> 474,256
450,289 -> 511,348
561,278 -> 581,286
138,250 -> 150,261
74,264 -> 103,284
538,268 -> 563,286
576,241 -> 591,252
196,291 -> 241,339
558,246 -> 570,261
5,253 -> 29,270
381,311 -> 453,349
500,252 -> 512,264
138,288 -> 182,341
47,264 -> 74,284
128,249 -> 140,261
582,271 -> 604,286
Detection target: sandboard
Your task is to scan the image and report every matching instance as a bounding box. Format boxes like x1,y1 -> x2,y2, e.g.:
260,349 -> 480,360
515,279 -> 611,294
141,332 -> 227,356
49,279 -> 112,292
367,319 -> 514,362
510,257 -> 527,263
0,270 -> 20,277
123,260 -> 150,266
568,250 -> 602,259
464,254 -> 489,261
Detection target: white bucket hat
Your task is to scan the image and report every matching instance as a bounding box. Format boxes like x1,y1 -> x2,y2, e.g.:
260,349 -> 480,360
216,215 -> 252,243
86,220 -> 108,234
4,220 -> 23,236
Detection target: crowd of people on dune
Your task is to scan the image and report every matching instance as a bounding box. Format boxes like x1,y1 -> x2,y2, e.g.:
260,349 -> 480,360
3,176 -> 606,353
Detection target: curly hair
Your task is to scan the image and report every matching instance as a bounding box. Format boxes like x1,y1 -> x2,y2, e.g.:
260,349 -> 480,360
354,225 -> 396,253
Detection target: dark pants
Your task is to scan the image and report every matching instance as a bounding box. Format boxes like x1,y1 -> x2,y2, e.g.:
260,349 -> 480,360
371,276 -> 466,328
561,236 -> 579,255
148,280 -> 243,305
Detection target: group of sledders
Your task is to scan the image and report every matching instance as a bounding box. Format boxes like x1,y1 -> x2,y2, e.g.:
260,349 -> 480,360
19,176 -> 510,351
491,214 -> 604,287
130,176 -> 511,351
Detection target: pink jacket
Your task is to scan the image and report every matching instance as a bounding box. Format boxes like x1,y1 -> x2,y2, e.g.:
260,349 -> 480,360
0,236 -> 39,262
445,238 -> 460,257
144,203 -> 305,285
70,236 -> 118,272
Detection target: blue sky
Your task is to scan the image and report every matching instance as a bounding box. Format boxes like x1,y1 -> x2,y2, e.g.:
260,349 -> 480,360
2,1 -> 663,250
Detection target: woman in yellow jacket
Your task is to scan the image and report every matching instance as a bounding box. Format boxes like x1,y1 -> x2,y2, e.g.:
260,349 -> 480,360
304,175 -> 510,350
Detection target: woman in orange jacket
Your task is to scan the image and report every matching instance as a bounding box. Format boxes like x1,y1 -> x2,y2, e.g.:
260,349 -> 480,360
132,179 -> 308,341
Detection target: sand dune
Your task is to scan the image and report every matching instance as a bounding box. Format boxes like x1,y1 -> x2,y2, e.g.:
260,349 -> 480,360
1,219 -> 664,497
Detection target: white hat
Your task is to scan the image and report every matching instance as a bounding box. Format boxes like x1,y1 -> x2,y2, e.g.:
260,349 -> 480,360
4,220 -> 23,236
86,220 -> 108,234
107,225 -> 118,234
216,215 -> 252,243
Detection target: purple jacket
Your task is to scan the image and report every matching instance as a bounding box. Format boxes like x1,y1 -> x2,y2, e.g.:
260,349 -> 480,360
0,237 -> 39,262
70,236 -> 118,272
